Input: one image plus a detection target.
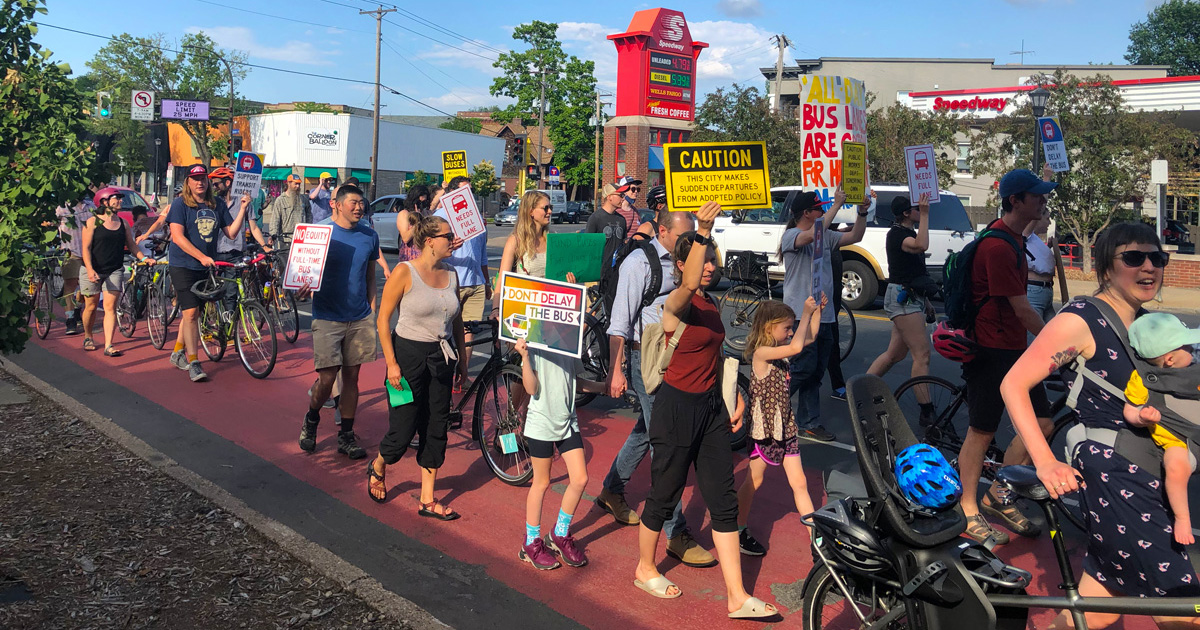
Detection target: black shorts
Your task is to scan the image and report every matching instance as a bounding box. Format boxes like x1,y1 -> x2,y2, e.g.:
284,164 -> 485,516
169,266 -> 209,311
526,429 -> 583,459
963,346 -> 1051,433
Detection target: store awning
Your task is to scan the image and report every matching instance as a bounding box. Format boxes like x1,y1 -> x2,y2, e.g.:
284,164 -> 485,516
303,167 -> 337,179
648,145 -> 665,170
262,167 -> 293,180
349,168 -> 371,183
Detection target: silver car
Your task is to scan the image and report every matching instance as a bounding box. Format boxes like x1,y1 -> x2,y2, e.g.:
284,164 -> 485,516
369,194 -> 406,252
493,206 -> 518,227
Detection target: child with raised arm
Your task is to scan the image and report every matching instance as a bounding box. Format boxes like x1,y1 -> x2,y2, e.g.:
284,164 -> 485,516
513,338 -> 605,570
1123,312 -> 1200,546
735,295 -> 824,556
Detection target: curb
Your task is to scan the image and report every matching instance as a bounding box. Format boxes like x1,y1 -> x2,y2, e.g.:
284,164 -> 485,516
0,359 -> 449,630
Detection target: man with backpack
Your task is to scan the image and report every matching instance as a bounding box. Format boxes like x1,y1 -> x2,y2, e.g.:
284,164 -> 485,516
594,203 -> 717,568
953,168 -> 1056,544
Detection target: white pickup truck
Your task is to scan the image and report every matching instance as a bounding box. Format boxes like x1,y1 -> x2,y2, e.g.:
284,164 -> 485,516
710,185 -> 977,310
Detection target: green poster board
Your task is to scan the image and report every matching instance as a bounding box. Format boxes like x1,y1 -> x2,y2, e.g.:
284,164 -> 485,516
545,233 -> 606,283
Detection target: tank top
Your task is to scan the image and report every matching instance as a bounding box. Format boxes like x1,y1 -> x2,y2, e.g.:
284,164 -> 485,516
664,292 -> 725,393
393,261 -> 461,344
1060,299 -> 1137,429
750,359 -> 797,442
89,217 -> 127,276
517,250 -> 546,278
397,235 -> 420,263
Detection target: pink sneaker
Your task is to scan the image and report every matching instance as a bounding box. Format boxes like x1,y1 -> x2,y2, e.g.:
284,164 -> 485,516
519,537 -> 560,570
549,533 -> 588,568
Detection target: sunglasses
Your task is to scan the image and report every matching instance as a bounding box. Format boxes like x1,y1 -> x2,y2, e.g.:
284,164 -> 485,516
540,204 -> 553,212
428,232 -> 454,242
1115,250 -> 1170,268
629,187 -> 640,192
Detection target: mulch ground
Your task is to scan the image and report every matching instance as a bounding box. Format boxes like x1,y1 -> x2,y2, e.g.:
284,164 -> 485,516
0,373 -> 412,630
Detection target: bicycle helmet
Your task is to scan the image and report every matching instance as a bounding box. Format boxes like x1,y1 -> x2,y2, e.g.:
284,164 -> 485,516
646,185 -> 667,210
209,166 -> 234,180
808,498 -> 893,573
894,444 -> 963,511
932,320 -> 978,363
93,186 -> 121,208
190,274 -> 226,301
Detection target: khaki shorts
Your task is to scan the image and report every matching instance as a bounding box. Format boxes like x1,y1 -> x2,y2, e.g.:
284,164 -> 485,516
312,315 -> 377,370
61,255 -> 83,281
80,268 -> 124,296
458,284 -> 486,322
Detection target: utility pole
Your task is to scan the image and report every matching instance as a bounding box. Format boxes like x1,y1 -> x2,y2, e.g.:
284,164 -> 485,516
361,5 -> 396,200
591,92 -> 611,209
537,65 -> 547,190
770,34 -> 792,114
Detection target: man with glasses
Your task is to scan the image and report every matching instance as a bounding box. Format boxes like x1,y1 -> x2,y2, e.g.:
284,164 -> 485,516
614,175 -> 643,239
955,168 -> 1057,545
309,171 -> 336,223
586,182 -> 629,241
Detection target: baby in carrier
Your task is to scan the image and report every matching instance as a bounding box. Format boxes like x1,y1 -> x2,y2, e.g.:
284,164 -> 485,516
1123,312 -> 1200,545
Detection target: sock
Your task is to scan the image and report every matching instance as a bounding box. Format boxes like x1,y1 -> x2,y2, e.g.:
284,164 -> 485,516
333,395 -> 341,407
339,417 -> 354,434
553,509 -> 573,538
525,523 -> 540,545
738,524 -> 747,533
174,341 -> 185,353
186,354 -> 198,363
306,406 -> 321,418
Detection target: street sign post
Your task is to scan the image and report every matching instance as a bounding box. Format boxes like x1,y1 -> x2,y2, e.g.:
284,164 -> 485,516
548,165 -> 560,187
131,90 -> 155,122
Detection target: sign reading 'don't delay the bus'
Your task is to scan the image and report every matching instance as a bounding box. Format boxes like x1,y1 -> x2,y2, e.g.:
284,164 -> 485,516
498,272 -> 586,358
663,141 -> 771,212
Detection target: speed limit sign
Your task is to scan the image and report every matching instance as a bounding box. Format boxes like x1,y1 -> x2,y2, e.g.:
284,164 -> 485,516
131,90 -> 155,121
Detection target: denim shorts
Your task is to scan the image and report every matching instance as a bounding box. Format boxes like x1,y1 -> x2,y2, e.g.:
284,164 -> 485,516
882,283 -> 924,320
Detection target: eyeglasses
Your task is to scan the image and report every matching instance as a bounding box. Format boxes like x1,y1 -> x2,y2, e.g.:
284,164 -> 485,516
429,232 -> 454,242
629,187 -> 640,192
1115,250 -> 1170,268
540,204 -> 553,212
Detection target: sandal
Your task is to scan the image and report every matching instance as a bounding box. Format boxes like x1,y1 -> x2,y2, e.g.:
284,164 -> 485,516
367,461 -> 387,504
103,346 -> 123,357
418,499 -> 460,521
964,514 -> 1010,545
83,337 -> 97,351
981,490 -> 1041,538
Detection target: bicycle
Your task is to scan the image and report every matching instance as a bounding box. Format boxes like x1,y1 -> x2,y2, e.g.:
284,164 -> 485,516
800,374 -> 1200,630
243,244 -> 299,344
892,374 -> 1087,532
22,248 -> 67,340
192,257 -> 278,379
719,249 -> 856,361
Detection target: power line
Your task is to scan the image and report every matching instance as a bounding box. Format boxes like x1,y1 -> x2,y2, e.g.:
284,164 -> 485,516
389,7 -> 505,55
382,17 -> 497,62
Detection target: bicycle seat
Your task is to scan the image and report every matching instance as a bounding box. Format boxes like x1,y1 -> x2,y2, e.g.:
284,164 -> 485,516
995,465 -> 1049,502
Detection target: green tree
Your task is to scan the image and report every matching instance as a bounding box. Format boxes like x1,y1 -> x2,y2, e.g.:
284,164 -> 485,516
865,99 -> 964,190
471,160 -> 500,198
691,84 -> 804,187
1126,0 -> 1200,76
969,70 -> 1194,273
85,32 -> 248,167
1,0 -> 100,353
294,101 -> 336,114
439,117 -> 483,134
97,116 -> 149,179
403,170 -> 435,193
489,21 -> 598,200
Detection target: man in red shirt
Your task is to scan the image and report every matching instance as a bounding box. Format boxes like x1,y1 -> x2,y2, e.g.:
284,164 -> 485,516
957,168 -> 1057,544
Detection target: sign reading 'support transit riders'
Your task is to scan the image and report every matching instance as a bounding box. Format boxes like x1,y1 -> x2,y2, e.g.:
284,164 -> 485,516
663,141 -> 771,212
498,272 -> 586,359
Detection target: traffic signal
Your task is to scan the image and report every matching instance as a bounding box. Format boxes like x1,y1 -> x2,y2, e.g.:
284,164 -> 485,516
512,134 -> 527,166
526,164 -> 540,181
96,91 -> 112,119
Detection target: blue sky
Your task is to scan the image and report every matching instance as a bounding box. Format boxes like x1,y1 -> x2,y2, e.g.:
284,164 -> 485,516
34,0 -> 1165,117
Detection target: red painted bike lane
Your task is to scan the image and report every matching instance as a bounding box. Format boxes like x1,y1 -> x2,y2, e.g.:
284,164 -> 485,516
32,326 -> 1138,630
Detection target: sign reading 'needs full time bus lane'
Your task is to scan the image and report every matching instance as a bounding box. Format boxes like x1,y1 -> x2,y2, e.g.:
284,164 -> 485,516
663,141 -> 772,212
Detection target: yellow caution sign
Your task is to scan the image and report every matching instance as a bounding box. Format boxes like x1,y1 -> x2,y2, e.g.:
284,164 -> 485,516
663,141 -> 772,212
442,150 -> 469,180
841,142 -> 867,205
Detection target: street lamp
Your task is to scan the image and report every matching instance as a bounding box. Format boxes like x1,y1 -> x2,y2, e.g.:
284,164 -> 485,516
1029,86 -> 1051,172
154,137 -> 162,196
183,44 -> 235,164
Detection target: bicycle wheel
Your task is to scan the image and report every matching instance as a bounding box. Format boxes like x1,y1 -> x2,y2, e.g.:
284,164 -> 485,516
801,562 -> 914,630
473,363 -> 534,486
574,321 -> 606,408
893,376 -> 1004,482
838,303 -> 856,361
1047,412 -> 1088,533
719,284 -> 762,352
116,285 -> 137,338
236,302 -> 277,379
146,285 -> 167,350
272,290 -> 300,344
49,262 -> 65,300
33,280 -> 52,339
165,279 -> 180,326
199,301 -> 226,361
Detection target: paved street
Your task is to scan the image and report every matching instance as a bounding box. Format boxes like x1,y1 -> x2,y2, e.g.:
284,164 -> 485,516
9,224 -> 1195,629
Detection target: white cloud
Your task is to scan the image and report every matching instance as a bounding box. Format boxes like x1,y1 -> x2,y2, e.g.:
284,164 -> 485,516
716,0 -> 763,17
558,21 -> 619,92
688,20 -> 776,86
416,41 -> 506,77
185,26 -> 335,66
421,89 -> 512,111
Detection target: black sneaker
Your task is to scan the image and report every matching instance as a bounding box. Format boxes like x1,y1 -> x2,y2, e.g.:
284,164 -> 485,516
64,318 -> 80,336
919,405 -> 938,428
337,431 -> 366,459
299,409 -> 320,452
739,528 -> 766,556
830,387 -> 847,402
800,426 -> 836,442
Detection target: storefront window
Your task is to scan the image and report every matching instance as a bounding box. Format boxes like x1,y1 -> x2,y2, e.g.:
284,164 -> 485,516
957,143 -> 971,173
615,127 -> 626,176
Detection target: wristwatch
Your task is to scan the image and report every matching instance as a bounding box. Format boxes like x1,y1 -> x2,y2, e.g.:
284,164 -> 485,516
857,211 -> 869,217
692,233 -> 711,245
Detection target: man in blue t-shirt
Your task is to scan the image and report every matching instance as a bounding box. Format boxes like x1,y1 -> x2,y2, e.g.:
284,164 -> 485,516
296,184 -> 378,460
308,172 -> 335,223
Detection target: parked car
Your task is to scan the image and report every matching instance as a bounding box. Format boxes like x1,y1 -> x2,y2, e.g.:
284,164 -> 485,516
368,193 -> 406,252
1164,219 -> 1191,246
113,187 -> 156,225
709,185 -> 975,310
494,207 -> 518,227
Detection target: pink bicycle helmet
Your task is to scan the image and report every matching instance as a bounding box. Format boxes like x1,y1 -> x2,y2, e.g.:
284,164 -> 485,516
932,320 -> 978,363
93,186 -> 121,208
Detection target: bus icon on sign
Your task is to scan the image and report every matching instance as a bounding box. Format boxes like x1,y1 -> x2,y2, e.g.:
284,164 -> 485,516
505,314 -> 529,339
452,195 -> 469,213
1043,121 -> 1056,140
240,155 -> 254,171
914,151 -> 930,170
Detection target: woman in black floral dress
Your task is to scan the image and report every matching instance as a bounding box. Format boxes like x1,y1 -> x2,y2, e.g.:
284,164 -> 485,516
1001,222 -> 1200,629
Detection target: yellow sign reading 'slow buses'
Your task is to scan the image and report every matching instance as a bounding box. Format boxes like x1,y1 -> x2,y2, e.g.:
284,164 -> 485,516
442,150 -> 468,180
663,141 -> 771,212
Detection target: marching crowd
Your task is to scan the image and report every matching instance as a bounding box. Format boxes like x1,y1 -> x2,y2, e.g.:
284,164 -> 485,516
48,156 -> 1200,625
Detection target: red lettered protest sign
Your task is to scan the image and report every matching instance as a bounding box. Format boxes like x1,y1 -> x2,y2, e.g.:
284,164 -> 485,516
904,144 -> 941,204
440,186 -> 486,242
798,75 -> 867,213
282,223 -> 333,290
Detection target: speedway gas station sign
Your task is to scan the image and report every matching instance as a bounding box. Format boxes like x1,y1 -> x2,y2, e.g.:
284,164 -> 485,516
609,8 -> 707,122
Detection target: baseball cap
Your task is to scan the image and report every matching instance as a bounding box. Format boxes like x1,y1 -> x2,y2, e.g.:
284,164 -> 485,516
186,164 -> 208,178
616,175 -> 642,189
602,183 -> 622,198
320,171 -> 334,180
1129,313 -> 1200,360
998,169 -> 1058,198
792,191 -> 830,215
286,173 -> 302,181
891,196 -> 913,215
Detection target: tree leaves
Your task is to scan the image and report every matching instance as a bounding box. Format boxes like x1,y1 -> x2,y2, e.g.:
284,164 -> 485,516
1126,0 -> 1200,76
865,100 -> 964,190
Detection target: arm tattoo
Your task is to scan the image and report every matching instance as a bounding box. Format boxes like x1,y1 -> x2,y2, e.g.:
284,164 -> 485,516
1048,347 -> 1080,376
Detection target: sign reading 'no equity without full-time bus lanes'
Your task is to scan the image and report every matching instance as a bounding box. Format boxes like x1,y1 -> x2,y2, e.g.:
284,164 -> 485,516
663,141 -> 772,212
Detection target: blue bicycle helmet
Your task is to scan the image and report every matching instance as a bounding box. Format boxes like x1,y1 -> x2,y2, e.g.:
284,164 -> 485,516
894,444 -> 963,511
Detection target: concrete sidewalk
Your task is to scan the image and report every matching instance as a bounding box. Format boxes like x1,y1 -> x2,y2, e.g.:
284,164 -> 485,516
1064,278 -> 1200,313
